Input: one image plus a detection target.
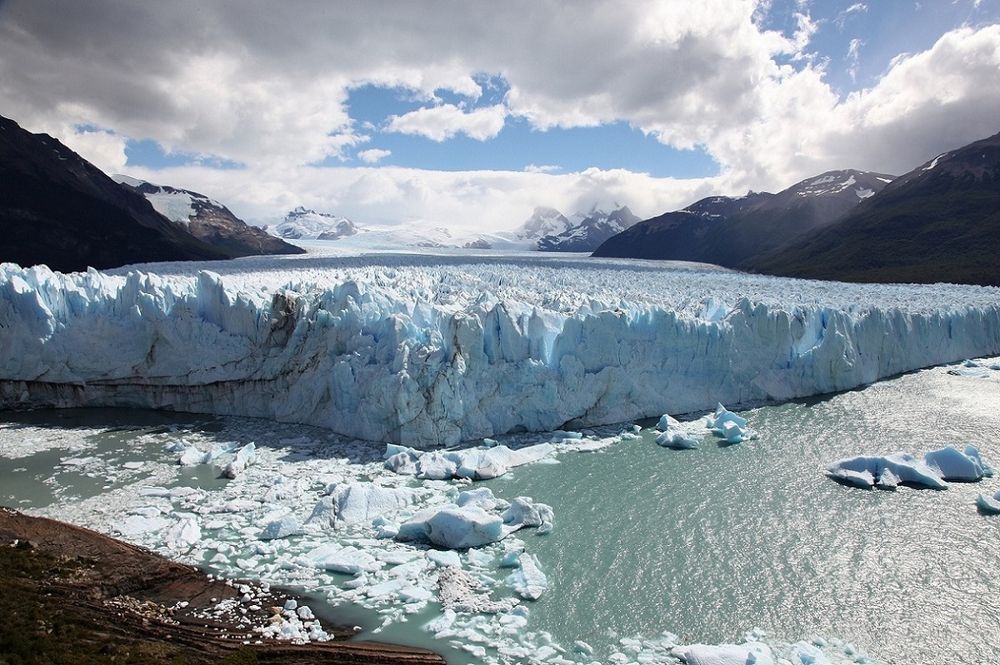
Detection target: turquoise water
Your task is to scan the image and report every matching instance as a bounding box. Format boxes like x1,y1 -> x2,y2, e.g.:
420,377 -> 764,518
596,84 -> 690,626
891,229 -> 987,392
364,367 -> 1000,663
2,366 -> 999,664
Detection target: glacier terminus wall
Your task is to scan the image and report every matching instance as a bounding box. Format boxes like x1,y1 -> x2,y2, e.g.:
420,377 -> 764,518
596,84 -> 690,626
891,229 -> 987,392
2,254 -> 999,448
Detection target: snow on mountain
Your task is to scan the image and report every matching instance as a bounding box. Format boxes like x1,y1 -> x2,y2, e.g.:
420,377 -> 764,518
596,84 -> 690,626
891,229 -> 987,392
537,205 -> 641,252
268,207 -> 360,240
516,207 -> 573,240
113,175 -> 302,258
2,254 -> 998,447
788,170 -> 893,201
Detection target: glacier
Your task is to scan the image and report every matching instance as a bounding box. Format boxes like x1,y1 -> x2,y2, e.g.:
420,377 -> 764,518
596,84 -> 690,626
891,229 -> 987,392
3,254 -> 1000,447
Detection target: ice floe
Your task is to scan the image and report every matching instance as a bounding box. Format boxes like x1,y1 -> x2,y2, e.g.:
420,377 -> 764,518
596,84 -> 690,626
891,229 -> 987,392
827,446 -> 992,490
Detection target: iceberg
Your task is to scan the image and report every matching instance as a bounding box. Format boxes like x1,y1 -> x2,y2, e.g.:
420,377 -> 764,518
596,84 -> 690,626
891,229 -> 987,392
260,513 -> 301,540
397,491 -> 552,549
923,446 -> 990,482
709,404 -> 755,444
502,496 -> 555,534
976,491 -> 1000,515
3,260 -> 1000,448
826,454 -> 947,489
505,553 -> 548,600
384,442 -> 554,479
308,482 -> 419,527
221,442 -> 256,479
677,642 -> 775,665
400,504 -> 504,549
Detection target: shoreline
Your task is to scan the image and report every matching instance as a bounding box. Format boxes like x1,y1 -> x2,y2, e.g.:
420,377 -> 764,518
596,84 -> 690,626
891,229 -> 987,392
0,506 -> 444,664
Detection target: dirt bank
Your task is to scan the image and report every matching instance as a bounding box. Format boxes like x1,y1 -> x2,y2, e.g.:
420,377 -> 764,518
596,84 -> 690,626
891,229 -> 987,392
0,507 -> 444,664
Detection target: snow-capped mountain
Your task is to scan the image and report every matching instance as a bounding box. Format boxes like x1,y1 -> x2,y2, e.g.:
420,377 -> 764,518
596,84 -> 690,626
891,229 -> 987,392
593,170 -> 894,265
114,176 -> 302,257
536,205 -> 641,252
516,206 -> 573,240
268,206 -> 360,241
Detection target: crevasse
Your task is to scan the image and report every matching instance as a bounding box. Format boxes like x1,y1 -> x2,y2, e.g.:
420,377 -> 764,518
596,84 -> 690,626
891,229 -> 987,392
2,258 -> 999,448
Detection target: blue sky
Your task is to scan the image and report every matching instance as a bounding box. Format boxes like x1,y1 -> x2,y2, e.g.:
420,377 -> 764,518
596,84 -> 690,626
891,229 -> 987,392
113,0 -> 999,180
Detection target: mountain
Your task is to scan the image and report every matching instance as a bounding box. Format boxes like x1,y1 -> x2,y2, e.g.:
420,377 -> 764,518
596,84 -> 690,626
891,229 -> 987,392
537,205 -> 641,252
114,176 -> 303,257
749,132 -> 1000,285
0,114 -> 228,272
269,207 -> 360,240
592,170 -> 894,265
516,206 -> 573,240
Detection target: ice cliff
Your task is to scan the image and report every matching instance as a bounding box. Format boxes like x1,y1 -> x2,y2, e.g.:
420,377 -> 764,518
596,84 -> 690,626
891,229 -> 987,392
2,256 -> 1000,447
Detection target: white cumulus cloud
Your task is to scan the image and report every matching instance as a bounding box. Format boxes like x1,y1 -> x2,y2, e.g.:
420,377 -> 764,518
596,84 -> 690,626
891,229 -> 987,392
357,148 -> 392,164
386,104 -> 507,141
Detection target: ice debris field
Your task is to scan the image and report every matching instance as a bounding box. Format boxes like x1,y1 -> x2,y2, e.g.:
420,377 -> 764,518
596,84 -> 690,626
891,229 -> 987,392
1,406 -> 894,665
3,254 -> 1000,447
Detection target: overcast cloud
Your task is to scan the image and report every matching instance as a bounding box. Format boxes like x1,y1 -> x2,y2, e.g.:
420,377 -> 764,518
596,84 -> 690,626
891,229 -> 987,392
0,0 -> 997,229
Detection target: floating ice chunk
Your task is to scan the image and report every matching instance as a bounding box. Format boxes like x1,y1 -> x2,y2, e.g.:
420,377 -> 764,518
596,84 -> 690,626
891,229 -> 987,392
301,543 -> 380,574
384,442 -> 553,480
417,451 -> 458,480
420,505 -> 504,549
457,487 -> 508,511
710,403 -> 748,429
178,445 -> 211,466
506,553 -> 547,600
260,513 -> 301,540
708,404 -> 755,443
399,585 -> 434,603
976,491 -> 1000,515
221,442 -> 256,479
114,514 -> 170,537
657,413 -> 681,431
655,430 -> 700,449
466,548 -> 494,568
678,642 -> 775,665
311,482 -> 419,527
164,517 -> 201,550
574,640 -> 595,656
385,450 -> 418,475
827,468 -> 875,489
366,578 -> 406,598
924,446 -> 989,482
424,608 -> 457,635
826,454 -> 947,489
426,550 -> 461,568
788,641 -> 831,665
502,497 -> 555,534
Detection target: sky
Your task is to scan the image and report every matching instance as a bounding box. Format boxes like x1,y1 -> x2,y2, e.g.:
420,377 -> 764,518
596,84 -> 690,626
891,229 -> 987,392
0,0 -> 998,231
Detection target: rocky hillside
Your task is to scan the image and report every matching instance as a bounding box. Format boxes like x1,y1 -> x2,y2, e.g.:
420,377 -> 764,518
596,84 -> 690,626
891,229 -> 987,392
0,115 -> 227,272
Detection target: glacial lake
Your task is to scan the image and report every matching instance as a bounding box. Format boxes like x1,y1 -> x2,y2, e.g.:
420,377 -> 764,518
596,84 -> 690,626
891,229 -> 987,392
2,360 -> 999,664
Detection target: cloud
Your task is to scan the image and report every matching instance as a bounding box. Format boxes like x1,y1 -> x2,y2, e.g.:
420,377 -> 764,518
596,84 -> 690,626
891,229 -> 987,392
357,148 -> 392,164
523,164 -> 561,173
386,104 -> 507,141
119,162 -> 718,234
846,38 -> 864,82
0,1 -> 998,227
835,3 -> 868,29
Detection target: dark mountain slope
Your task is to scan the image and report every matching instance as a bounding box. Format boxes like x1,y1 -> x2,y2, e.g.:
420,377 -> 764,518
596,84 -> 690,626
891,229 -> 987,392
593,170 -> 893,266
0,115 -> 227,272
749,132 -> 1000,285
